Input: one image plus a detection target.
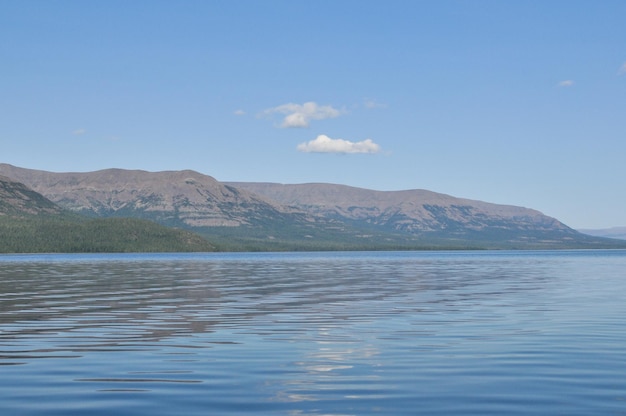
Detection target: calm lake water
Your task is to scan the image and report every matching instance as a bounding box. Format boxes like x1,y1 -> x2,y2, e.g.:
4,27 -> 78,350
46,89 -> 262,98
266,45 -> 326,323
1,250 -> 625,415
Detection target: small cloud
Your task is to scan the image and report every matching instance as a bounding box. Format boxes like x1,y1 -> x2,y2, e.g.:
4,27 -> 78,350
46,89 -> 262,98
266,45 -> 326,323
261,101 -> 342,128
363,98 -> 387,109
72,128 -> 87,135
233,109 -> 246,116
619,63 -> 626,75
557,80 -> 574,87
297,134 -> 381,154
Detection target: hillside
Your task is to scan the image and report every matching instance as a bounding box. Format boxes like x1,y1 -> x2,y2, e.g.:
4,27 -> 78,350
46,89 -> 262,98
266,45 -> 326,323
0,174 -> 65,216
1,163 -> 624,250
0,164 -> 305,227
0,164 -> 333,251
226,182 -> 616,248
227,182 -> 568,234
0,175 -> 214,253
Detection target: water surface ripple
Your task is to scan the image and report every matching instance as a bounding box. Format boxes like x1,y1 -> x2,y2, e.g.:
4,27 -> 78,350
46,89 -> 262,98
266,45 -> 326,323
1,251 -> 625,415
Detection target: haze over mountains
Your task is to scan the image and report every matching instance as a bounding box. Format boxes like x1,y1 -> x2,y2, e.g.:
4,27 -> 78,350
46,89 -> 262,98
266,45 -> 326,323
1,163 -> 624,251
578,227 -> 626,240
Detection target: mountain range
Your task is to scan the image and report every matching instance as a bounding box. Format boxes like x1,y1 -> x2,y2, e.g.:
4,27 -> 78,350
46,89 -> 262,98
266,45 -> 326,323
1,163 -> 624,251
0,174 -> 214,253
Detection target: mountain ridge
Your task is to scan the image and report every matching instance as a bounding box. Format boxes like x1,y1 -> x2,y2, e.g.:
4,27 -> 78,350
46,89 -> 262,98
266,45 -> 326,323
0,164 -> 303,228
0,174 -> 215,253
226,181 -> 569,235
1,163 -> 623,250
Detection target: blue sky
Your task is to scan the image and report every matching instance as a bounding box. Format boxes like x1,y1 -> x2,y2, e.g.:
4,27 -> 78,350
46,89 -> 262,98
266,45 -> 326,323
1,1 -> 625,229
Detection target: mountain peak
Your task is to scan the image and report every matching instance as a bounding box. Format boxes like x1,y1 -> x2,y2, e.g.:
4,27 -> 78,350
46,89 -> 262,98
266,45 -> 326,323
0,164 -> 294,227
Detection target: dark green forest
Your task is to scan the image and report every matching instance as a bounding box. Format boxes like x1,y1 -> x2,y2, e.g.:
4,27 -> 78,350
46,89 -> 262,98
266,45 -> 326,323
0,215 -> 214,253
4,212 -> 626,253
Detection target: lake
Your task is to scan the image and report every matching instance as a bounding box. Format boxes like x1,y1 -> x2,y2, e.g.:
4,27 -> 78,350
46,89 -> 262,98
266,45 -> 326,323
1,250 -> 625,415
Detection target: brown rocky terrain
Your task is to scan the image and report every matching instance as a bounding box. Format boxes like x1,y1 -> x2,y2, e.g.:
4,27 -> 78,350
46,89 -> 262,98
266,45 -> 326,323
0,164 -> 303,227
2,163 -> 621,249
0,175 -> 64,216
227,182 -> 571,235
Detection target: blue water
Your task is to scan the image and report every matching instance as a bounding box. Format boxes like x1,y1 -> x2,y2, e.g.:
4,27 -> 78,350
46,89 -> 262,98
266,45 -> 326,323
1,250 -> 625,415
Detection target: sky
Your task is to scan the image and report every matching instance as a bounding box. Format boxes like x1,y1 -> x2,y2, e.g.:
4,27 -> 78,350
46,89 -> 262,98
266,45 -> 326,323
1,1 -> 625,229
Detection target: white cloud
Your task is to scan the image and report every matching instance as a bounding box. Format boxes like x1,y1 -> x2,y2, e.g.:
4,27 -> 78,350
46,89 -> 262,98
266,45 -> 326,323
233,109 -> 246,116
262,101 -> 342,128
297,134 -> 381,154
619,63 -> 626,75
558,80 -> 574,87
363,98 -> 387,109
72,128 -> 86,135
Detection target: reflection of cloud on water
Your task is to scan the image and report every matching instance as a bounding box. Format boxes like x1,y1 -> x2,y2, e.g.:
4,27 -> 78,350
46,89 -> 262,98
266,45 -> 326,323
270,325 -> 382,407
300,364 -> 353,372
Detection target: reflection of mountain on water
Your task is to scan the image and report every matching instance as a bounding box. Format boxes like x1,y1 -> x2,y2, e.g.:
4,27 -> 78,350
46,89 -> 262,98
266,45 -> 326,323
1,251 -> 623,415
0,260 -> 225,353
0,252 -> 552,363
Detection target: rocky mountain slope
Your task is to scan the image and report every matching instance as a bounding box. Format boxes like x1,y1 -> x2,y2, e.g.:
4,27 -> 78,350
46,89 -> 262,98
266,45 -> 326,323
0,173 -> 215,253
1,163 -> 623,250
0,175 -> 65,216
227,182 -> 570,236
0,164 -> 305,228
